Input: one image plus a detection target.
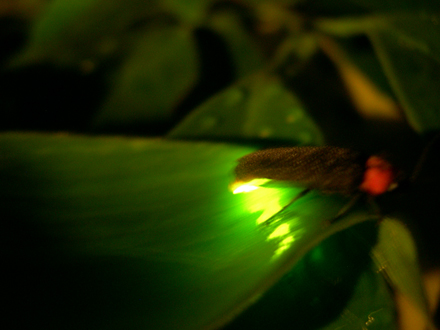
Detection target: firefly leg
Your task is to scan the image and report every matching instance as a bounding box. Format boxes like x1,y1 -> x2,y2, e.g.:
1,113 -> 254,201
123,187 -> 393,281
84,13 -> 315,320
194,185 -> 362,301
367,198 -> 381,217
263,189 -> 311,226
328,193 -> 363,224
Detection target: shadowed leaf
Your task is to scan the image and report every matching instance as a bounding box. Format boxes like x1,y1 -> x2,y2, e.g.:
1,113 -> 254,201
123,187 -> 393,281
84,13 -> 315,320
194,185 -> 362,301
169,74 -> 324,145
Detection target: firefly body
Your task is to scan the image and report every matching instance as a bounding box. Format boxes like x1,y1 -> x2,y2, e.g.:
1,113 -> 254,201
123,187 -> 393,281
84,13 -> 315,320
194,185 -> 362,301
233,146 -> 398,197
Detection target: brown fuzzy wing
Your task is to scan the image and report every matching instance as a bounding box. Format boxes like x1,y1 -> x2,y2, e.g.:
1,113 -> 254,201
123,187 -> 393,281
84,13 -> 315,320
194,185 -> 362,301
234,146 -> 367,195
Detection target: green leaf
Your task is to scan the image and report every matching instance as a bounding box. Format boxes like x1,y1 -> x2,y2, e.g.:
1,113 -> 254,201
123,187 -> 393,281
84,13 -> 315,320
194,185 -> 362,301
0,133 -> 258,330
317,12 -> 440,133
92,27 -> 198,129
299,0 -> 438,17
160,0 -> 213,24
371,218 -> 433,327
321,265 -> 396,330
222,222 -> 396,330
8,0 -> 200,130
369,14 -> 440,133
334,37 -> 395,98
9,0 -> 160,67
209,10 -> 264,79
241,0 -> 302,6
2,132 -> 379,330
168,74 -> 324,145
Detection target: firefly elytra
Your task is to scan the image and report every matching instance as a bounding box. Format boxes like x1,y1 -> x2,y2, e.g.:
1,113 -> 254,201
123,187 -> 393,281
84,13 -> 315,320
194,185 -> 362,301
232,146 -> 399,224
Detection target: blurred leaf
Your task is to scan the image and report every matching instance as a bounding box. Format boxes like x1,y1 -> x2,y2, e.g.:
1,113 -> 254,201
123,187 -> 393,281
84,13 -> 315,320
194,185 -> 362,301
161,0 -> 213,24
371,218 -> 433,327
9,0 -> 161,67
2,132 -> 382,330
332,37 -> 395,99
92,27 -> 198,130
369,15 -> 440,133
273,34 -> 319,68
209,10 -> 264,79
0,0 -> 47,19
317,36 -> 401,125
298,0 -> 438,17
169,73 -> 324,145
316,12 -> 440,133
241,0 -> 302,6
321,264 -> 396,330
224,221 -> 396,330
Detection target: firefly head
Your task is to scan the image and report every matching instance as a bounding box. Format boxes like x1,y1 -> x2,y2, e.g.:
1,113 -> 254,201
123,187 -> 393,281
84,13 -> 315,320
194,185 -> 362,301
359,156 -> 398,196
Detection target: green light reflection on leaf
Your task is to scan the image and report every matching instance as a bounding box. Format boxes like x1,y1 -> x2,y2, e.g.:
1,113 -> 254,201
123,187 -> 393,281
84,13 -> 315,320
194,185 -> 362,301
232,180 -> 308,259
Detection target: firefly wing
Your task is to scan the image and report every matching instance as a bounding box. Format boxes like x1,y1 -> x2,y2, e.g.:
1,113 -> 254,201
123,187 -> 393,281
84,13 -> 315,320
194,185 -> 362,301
234,146 -> 367,195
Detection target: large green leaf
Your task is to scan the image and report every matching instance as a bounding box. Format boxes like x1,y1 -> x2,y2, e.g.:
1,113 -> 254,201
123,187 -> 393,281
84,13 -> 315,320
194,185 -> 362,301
2,132 -> 390,330
168,74 -> 324,145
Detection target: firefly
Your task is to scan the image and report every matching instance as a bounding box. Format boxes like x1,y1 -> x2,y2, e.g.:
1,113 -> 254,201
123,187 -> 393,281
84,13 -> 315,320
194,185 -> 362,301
232,146 -> 399,224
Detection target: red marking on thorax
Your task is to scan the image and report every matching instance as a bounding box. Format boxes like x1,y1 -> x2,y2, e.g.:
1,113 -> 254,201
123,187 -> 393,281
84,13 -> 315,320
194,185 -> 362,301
359,156 -> 395,196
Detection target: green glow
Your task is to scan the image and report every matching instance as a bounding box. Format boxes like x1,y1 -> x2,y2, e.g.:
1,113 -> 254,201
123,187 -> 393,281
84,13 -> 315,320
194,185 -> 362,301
273,235 -> 294,256
267,224 -> 294,258
281,235 -> 294,245
232,183 -> 259,194
255,198 -> 283,224
268,223 -> 291,239
232,178 -> 306,258
231,178 -> 271,194
232,178 -> 284,224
